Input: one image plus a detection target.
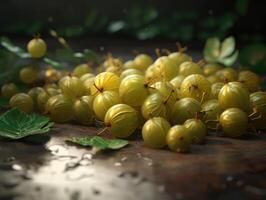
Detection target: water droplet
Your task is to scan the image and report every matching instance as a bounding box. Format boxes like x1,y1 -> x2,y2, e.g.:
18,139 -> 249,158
48,144 -> 68,156
66,173 -> 92,181
21,170 -> 33,180
12,164 -> 23,171
118,171 -> 138,178
121,156 -> 127,162
57,155 -> 77,161
82,153 -> 93,160
114,162 -> 122,167
143,157 -> 153,166
158,185 -> 165,193
79,159 -> 93,166
65,162 -> 79,171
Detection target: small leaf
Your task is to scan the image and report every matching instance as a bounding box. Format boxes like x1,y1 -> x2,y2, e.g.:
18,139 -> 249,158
0,108 -> 54,140
108,21 -> 126,33
74,49 -> 98,63
203,36 -> 238,66
43,58 -> 65,69
203,37 -> 220,61
220,37 -> 235,58
67,136 -> 129,150
0,37 -> 30,58
107,139 -> 129,149
219,50 -> 239,66
83,49 -> 98,61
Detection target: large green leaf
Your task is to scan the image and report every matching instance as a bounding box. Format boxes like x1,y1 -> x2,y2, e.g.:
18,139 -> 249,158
0,37 -> 30,58
0,108 -> 54,140
67,136 -> 129,150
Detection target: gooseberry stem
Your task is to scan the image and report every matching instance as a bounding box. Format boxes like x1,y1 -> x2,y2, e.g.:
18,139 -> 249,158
161,48 -> 171,55
176,42 -> 187,53
97,127 -> 108,135
34,33 -> 40,39
248,108 -> 258,118
49,29 -> 72,51
147,86 -> 156,90
250,114 -> 262,121
155,48 -> 161,58
200,92 -> 207,104
201,109 -> 214,113
93,83 -> 103,93
132,50 -> 140,56
197,59 -> 206,67
163,90 -> 174,104
205,119 -> 219,124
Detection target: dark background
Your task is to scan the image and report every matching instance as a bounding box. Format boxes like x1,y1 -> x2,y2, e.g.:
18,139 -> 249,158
0,0 -> 265,48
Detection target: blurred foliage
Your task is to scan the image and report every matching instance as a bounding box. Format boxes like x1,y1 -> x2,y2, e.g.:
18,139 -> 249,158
204,36 -> 238,66
235,0 -> 249,15
239,43 -> 266,73
0,36 -> 98,85
0,0 -> 264,44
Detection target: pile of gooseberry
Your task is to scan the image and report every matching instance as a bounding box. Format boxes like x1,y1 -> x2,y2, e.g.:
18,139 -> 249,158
1,37 -> 266,153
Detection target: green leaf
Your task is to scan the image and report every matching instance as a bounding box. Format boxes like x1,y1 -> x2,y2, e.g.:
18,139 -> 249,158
108,21 -> 126,33
219,50 -> 239,66
43,58 -> 65,69
0,37 -> 30,58
74,49 -> 98,63
203,37 -> 220,61
220,36 -> 235,58
0,108 -> 54,140
67,136 -> 129,150
203,36 -> 238,66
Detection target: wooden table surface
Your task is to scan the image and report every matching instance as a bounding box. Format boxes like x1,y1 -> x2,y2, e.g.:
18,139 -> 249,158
0,123 -> 266,200
1,39 -> 266,200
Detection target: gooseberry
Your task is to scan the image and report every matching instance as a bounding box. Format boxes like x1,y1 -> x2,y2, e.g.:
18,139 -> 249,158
167,125 -> 191,153
93,91 -> 120,121
142,117 -> 171,148
104,104 -> 138,138
27,37 -> 47,58
9,93 -> 33,113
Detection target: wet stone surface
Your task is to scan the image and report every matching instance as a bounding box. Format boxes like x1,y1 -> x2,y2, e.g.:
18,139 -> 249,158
0,123 -> 266,200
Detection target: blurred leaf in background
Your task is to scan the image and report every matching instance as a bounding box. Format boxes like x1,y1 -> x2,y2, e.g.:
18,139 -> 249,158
1,37 -> 30,58
204,36 -> 238,66
235,0 -> 249,15
239,44 -> 266,73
